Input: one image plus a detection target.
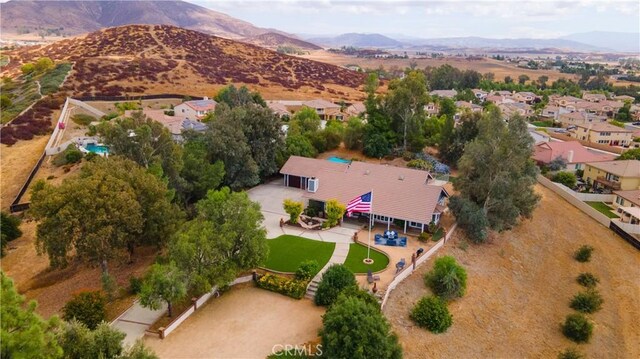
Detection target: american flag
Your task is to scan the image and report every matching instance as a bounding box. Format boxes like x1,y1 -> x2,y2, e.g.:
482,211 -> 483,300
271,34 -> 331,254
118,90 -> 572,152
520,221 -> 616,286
346,191 -> 372,216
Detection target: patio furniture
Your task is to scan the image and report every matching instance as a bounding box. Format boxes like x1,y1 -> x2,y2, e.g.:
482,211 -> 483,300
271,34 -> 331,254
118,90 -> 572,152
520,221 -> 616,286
367,269 -> 380,284
416,248 -> 424,257
395,258 -> 406,273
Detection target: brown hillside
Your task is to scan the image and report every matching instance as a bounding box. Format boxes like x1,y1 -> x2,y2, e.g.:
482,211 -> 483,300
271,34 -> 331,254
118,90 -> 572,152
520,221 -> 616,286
3,25 -> 366,100
242,32 -> 323,51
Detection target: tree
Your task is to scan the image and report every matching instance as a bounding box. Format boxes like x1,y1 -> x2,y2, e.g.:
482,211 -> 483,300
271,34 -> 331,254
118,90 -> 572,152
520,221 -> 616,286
410,296 -> 453,333
453,113 -> 540,237
0,94 -> 12,110
1,272 -> 62,358
617,148 -> 640,160
548,156 -> 567,171
139,262 -> 187,317
518,74 -> 530,85
322,120 -> 344,150
29,157 -> 180,274
1,212 -> 22,257
363,132 -> 391,158
424,256 -> 467,300
214,84 -> 266,108
170,188 -> 268,294
34,57 -> 54,73
552,171 -> 577,188
538,75 -> 549,89
62,291 -> 106,330
448,196 -> 489,243
438,111 -> 480,165
344,117 -> 365,150
320,295 -> 402,359
315,264 -> 357,306
324,199 -> 346,228
283,199 -> 304,224
285,134 -> 317,158
180,139 -> 224,205
20,63 -> 35,75
438,97 -> 456,119
504,76 -> 513,84
384,71 -> 428,151
289,107 -> 321,135
615,101 -> 631,122
561,313 -> 593,343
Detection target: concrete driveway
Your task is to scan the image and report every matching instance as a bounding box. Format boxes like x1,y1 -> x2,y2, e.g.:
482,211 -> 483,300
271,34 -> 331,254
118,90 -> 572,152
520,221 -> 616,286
247,180 -> 356,244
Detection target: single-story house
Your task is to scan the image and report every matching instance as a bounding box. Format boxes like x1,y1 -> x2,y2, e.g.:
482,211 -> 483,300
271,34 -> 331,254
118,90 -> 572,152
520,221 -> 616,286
124,109 -> 207,142
584,160 -> 640,191
279,156 -> 449,233
268,99 -> 343,121
344,102 -> 365,117
174,97 -> 217,120
532,141 -> 616,171
266,101 -> 291,118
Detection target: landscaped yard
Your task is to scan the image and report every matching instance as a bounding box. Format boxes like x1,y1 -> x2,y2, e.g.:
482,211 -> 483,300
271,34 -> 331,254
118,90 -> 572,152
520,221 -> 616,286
262,235 -> 335,273
343,243 -> 389,273
532,120 -> 554,127
586,201 -> 619,218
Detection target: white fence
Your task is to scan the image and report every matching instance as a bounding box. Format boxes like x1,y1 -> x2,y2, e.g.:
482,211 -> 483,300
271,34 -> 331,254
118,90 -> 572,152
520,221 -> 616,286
159,275 -> 253,339
380,224 -> 456,310
616,221 -> 640,235
537,175 -> 612,227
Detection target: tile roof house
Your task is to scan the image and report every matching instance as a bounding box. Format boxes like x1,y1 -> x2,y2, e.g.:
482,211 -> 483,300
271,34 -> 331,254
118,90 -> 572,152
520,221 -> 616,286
584,160 -> 640,191
429,89 -> 458,99
514,91 -> 537,104
571,123 -> 633,146
174,98 -> 217,120
532,141 -> 616,171
279,156 -> 449,232
582,93 -> 607,102
614,95 -> 635,102
266,101 -> 291,118
344,102 -> 366,117
498,102 -> 533,120
269,99 -> 344,121
124,109 -> 207,142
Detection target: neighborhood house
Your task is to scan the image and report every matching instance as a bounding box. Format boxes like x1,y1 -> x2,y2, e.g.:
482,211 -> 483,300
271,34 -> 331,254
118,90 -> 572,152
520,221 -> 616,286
174,98 -> 217,120
570,123 -> 634,146
583,160 -> 640,191
612,189 -> 640,225
532,141 -> 616,171
279,156 -> 449,233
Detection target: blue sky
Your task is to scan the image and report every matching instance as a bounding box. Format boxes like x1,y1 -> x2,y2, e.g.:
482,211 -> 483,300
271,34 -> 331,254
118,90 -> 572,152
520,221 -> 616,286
193,0 -> 640,39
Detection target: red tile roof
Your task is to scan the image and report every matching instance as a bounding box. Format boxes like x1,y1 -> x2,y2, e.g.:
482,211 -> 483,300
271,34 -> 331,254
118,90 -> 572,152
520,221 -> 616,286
280,156 -> 448,224
533,141 -> 615,164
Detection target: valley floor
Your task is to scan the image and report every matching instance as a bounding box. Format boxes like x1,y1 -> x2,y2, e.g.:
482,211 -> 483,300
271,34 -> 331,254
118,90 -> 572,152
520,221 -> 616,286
384,184 -> 640,358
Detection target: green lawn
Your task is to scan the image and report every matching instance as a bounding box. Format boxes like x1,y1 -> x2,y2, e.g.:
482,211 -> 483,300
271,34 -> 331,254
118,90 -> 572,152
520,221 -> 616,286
343,243 -> 390,273
262,235 -> 335,274
586,202 -> 619,218
532,120 -> 554,127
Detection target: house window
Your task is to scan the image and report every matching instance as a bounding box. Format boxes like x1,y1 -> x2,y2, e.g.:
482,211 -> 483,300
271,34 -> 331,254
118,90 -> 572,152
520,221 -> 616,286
431,213 -> 441,223
616,196 -> 623,205
373,214 -> 391,223
575,163 -> 582,170
605,173 -> 619,182
408,221 -> 422,228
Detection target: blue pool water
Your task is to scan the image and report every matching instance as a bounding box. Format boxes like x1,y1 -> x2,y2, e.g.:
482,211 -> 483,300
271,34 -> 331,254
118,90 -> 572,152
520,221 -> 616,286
85,143 -> 109,155
327,156 -> 350,164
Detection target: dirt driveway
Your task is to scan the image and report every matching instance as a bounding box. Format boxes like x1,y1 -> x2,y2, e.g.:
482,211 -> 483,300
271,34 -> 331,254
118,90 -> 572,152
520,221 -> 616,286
384,185 -> 640,358
144,285 -> 325,359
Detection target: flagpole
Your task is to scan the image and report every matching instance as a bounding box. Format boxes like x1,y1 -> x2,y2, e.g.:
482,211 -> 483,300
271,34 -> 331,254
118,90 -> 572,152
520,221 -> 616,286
367,190 -> 373,261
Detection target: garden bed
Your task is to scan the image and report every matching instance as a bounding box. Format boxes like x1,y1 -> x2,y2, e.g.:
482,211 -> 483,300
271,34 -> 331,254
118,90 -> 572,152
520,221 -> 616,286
262,235 -> 335,274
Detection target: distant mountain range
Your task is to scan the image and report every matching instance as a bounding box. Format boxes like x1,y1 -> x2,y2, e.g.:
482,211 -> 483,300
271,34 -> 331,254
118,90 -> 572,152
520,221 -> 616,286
302,32 -> 639,53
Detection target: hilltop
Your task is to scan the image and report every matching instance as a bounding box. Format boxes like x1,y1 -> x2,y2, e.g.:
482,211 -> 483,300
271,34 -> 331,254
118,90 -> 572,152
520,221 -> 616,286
242,32 -> 322,51
0,0 -> 282,39
2,25 -> 365,99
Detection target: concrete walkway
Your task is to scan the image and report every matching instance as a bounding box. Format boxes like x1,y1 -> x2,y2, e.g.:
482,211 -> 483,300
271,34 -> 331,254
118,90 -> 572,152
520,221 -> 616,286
305,242 -> 351,298
111,301 -> 167,348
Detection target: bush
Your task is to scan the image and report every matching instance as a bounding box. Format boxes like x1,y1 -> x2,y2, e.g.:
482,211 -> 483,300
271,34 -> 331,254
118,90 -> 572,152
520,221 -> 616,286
65,146 -> 83,164
1,212 -> 22,257
295,260 -> 320,281
561,313 -> 593,343
407,159 -> 433,171
315,264 -> 357,306
558,347 -> 584,359
71,114 -> 96,126
410,296 -> 453,333
424,256 -> 467,300
304,206 -> 318,217
570,290 -> 604,314
62,291 -> 107,330
575,169 -> 584,178
256,274 -> 307,299
323,199 -> 345,228
340,287 -> 380,308
574,245 -> 594,262
552,171 -> 577,188
418,232 -> 430,242
129,276 -> 142,294
283,199 -> 304,224
576,273 -> 599,288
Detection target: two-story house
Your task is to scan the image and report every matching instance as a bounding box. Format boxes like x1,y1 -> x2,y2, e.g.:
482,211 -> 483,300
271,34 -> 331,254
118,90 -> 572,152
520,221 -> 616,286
582,93 -> 607,102
514,91 -> 537,104
174,98 -> 217,120
584,160 -> 640,191
571,123 -> 633,146
612,189 -> 640,224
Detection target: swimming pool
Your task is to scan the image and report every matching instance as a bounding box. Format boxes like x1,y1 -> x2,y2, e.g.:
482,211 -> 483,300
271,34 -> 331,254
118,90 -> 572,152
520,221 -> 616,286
84,143 -> 110,155
327,156 -> 351,164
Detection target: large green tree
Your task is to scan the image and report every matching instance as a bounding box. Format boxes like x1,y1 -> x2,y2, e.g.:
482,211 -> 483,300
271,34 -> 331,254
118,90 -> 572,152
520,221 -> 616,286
214,84 -> 266,108
344,116 -> 365,150
1,272 -> 63,359
30,157 -> 180,274
451,112 -> 539,241
139,262 -> 187,318
320,295 -> 402,359
180,139 -> 225,205
383,71 -> 429,151
169,188 -> 268,294
439,111 -> 480,165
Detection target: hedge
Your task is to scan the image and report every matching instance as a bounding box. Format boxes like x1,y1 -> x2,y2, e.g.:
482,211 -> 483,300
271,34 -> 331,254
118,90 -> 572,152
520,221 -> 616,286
257,274 -> 307,299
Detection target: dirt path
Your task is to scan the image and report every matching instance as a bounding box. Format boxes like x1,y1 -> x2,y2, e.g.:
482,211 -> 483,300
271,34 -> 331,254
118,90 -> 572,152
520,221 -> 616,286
144,285 -> 325,359
384,184 -> 640,358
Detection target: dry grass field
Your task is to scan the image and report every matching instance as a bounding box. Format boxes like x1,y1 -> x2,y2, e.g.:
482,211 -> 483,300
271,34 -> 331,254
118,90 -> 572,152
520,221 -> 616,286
0,135 -> 49,210
384,185 -> 640,358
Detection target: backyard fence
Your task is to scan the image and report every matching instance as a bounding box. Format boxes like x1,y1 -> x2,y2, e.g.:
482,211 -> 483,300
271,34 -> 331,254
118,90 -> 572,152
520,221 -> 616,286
9,152 -> 45,213
380,224 -> 456,310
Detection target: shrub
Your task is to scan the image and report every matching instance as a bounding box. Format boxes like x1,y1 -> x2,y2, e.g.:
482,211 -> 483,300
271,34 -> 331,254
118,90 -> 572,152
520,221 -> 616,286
315,264 -> 357,306
570,290 -> 604,314
129,276 -> 142,294
71,114 -> 96,126
547,156 -> 567,171
320,295 -> 402,359
1,212 -> 22,256
256,274 -> 307,299
575,169 -> 584,178
407,159 -> 433,171
418,232 -> 430,242
574,245 -> 594,262
323,199 -> 346,228
558,347 -> 584,359
101,273 -> 117,300
340,287 -> 380,308
62,291 -> 106,330
295,260 -> 320,281
424,256 -> 467,300
283,199 -> 304,224
304,206 -> 318,217
552,171 -> 577,188
65,145 -> 83,164
561,313 -> 593,343
410,296 -> 453,333
576,273 -> 599,288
